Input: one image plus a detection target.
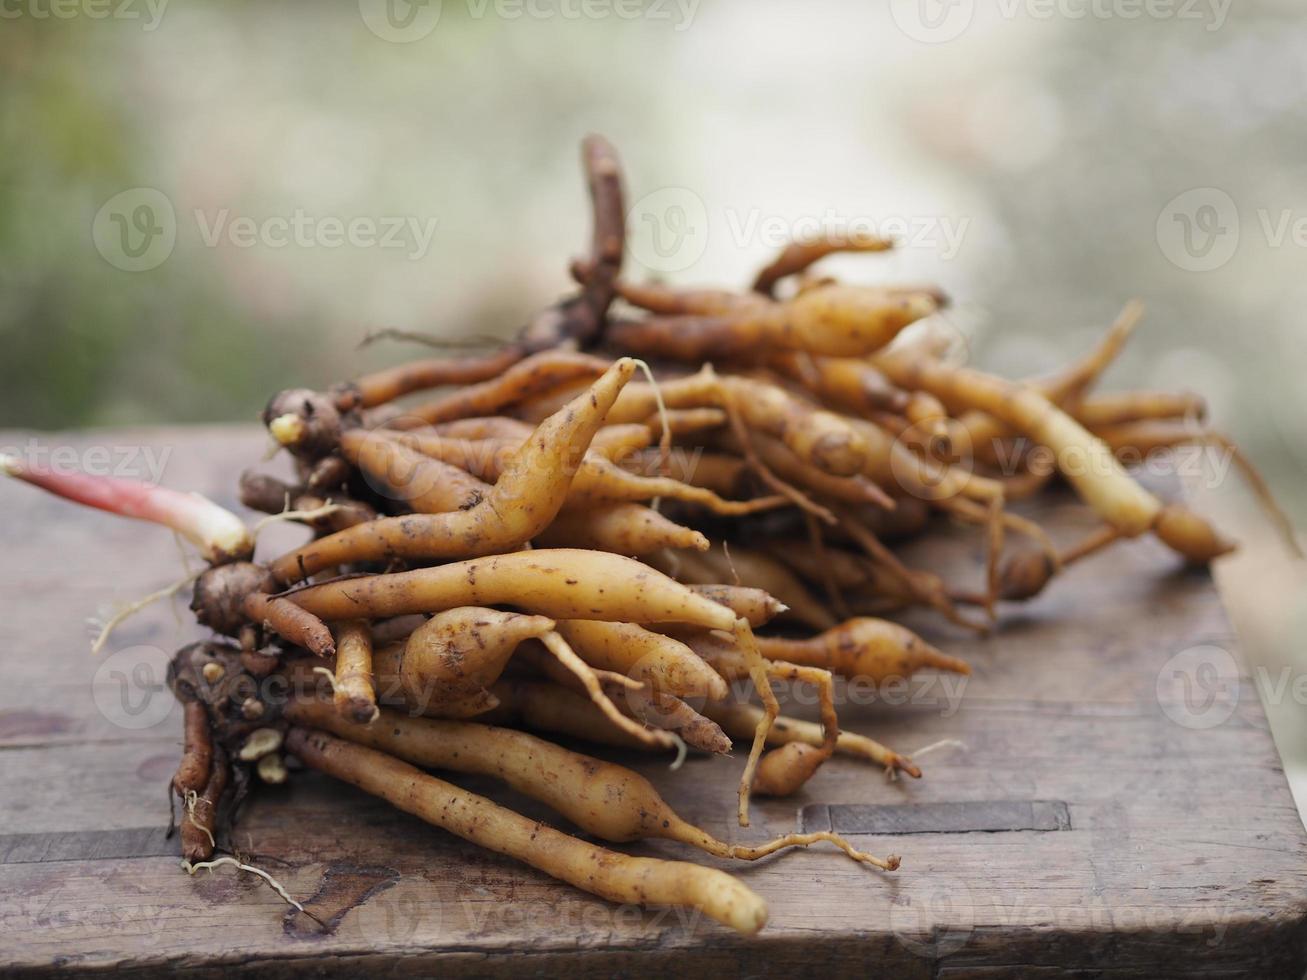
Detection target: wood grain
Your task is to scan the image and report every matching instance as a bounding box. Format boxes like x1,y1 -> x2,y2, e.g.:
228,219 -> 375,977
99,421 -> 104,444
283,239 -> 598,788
0,426 -> 1303,977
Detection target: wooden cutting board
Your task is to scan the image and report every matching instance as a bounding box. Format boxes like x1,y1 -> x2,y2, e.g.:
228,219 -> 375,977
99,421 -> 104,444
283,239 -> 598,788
1,426 -> 1303,977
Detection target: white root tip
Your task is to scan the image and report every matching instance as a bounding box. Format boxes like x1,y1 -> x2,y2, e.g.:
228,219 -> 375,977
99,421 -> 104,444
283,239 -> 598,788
268,413 -> 308,448
0,453 -> 20,477
238,727 -> 285,762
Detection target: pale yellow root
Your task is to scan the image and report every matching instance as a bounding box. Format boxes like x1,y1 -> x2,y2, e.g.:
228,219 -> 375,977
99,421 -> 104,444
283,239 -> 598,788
538,631 -> 674,750
702,700 -> 921,778
286,700 -> 897,869
285,727 -> 769,935
332,620 -> 378,723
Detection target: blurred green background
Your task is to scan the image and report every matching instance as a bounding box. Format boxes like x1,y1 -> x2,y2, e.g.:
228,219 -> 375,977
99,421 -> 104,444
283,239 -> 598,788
1,0 -> 1303,803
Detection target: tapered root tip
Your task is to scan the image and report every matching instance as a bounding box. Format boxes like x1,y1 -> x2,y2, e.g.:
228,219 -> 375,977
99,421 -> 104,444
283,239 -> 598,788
0,453 -> 20,478
922,645 -> 971,676
894,756 -> 923,779
1153,504 -> 1238,564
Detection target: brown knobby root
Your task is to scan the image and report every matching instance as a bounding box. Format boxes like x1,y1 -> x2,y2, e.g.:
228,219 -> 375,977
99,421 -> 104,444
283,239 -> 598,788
332,621 -> 378,723
284,727 -> 769,935
268,359 -> 637,583
333,346 -> 526,413
238,471 -> 377,534
285,549 -> 740,631
534,503 -> 709,555
553,619 -> 728,700
264,388 -> 343,461
702,701 -> 921,778
340,429 -> 486,513
755,618 -> 970,682
286,700 -> 896,868
751,230 -> 895,297
242,592 -> 336,657
605,283 -> 936,360
173,701 -> 214,796
394,350 -> 612,428
999,523 -> 1121,601
180,745 -> 229,862
191,562 -> 278,637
